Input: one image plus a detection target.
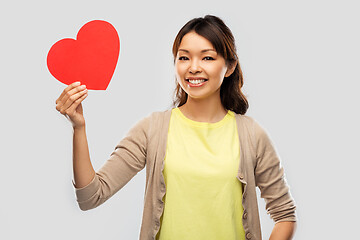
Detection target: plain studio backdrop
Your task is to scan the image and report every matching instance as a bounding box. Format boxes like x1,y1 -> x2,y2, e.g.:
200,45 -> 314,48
0,0 -> 359,239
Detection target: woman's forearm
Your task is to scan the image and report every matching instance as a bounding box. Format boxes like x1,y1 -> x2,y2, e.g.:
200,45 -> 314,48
269,221 -> 296,240
72,125 -> 95,188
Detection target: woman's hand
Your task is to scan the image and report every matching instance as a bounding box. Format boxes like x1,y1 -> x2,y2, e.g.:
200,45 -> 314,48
55,81 -> 88,129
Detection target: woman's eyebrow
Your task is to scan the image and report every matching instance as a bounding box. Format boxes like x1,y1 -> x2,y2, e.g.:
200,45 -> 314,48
178,49 -> 216,53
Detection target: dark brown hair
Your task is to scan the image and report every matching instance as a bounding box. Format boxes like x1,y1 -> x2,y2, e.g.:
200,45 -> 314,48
171,15 -> 249,115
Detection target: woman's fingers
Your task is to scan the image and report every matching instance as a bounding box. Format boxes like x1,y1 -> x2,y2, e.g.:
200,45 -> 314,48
62,85 -> 87,109
60,88 -> 88,115
65,90 -> 88,116
56,82 -> 81,113
64,86 -> 87,105
56,81 -> 81,104
56,83 -> 87,115
56,84 -> 87,114
66,84 -> 87,100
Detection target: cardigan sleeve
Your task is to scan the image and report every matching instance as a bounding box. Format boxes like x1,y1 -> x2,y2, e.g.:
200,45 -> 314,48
73,114 -> 150,211
253,121 -> 297,223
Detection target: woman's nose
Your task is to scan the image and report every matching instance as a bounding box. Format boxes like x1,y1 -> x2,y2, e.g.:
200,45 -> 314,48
189,60 -> 202,74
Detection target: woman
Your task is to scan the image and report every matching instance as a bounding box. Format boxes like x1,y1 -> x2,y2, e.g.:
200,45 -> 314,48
55,15 -> 296,240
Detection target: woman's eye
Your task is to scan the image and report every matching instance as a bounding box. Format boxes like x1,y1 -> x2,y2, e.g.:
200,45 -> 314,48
178,56 -> 189,60
203,56 -> 214,60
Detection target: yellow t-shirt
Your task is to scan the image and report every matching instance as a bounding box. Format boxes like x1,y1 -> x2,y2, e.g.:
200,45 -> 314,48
157,107 -> 245,240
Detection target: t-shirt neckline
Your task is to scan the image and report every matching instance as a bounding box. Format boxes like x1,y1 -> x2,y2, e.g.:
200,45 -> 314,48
173,107 -> 233,128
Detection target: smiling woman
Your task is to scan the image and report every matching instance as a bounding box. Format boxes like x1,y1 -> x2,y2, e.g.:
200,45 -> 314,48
56,14 -> 296,240
158,15 -> 296,239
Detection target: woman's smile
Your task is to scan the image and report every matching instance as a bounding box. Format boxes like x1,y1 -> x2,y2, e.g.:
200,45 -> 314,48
186,77 -> 208,86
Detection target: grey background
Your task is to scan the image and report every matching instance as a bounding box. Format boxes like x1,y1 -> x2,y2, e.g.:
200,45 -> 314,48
1,0 -> 359,239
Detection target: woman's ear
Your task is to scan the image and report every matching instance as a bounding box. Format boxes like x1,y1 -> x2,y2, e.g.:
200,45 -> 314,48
225,61 -> 237,77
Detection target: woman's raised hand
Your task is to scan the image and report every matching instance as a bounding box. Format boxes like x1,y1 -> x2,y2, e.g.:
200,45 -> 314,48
56,82 -> 88,129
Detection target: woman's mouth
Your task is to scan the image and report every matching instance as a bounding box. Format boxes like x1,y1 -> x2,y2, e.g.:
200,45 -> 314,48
186,78 -> 208,87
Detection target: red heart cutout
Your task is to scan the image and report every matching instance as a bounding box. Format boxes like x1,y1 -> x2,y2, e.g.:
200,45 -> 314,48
47,20 -> 120,90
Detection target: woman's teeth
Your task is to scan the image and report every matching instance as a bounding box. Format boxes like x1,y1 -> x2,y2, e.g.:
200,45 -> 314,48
188,79 -> 206,84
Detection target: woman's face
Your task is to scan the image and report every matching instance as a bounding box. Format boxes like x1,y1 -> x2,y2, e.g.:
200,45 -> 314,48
175,31 -> 231,101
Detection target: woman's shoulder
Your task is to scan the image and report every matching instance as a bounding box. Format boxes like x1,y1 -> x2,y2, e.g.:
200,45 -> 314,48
233,113 -> 269,138
131,108 -> 172,129
233,112 -> 258,126
144,108 -> 172,121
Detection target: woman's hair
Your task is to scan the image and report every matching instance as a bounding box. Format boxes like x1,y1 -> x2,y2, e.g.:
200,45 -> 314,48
171,15 -> 249,115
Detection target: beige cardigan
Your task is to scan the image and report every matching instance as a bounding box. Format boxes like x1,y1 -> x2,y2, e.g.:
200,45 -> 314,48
74,108 -> 297,240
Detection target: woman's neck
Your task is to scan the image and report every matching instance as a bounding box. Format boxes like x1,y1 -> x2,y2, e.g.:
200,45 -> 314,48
178,95 -> 227,123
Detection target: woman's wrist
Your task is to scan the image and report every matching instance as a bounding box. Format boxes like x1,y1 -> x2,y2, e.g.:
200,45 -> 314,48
73,124 -> 86,132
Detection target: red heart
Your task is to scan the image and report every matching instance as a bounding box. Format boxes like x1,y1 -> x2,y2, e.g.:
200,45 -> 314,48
47,20 -> 120,90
